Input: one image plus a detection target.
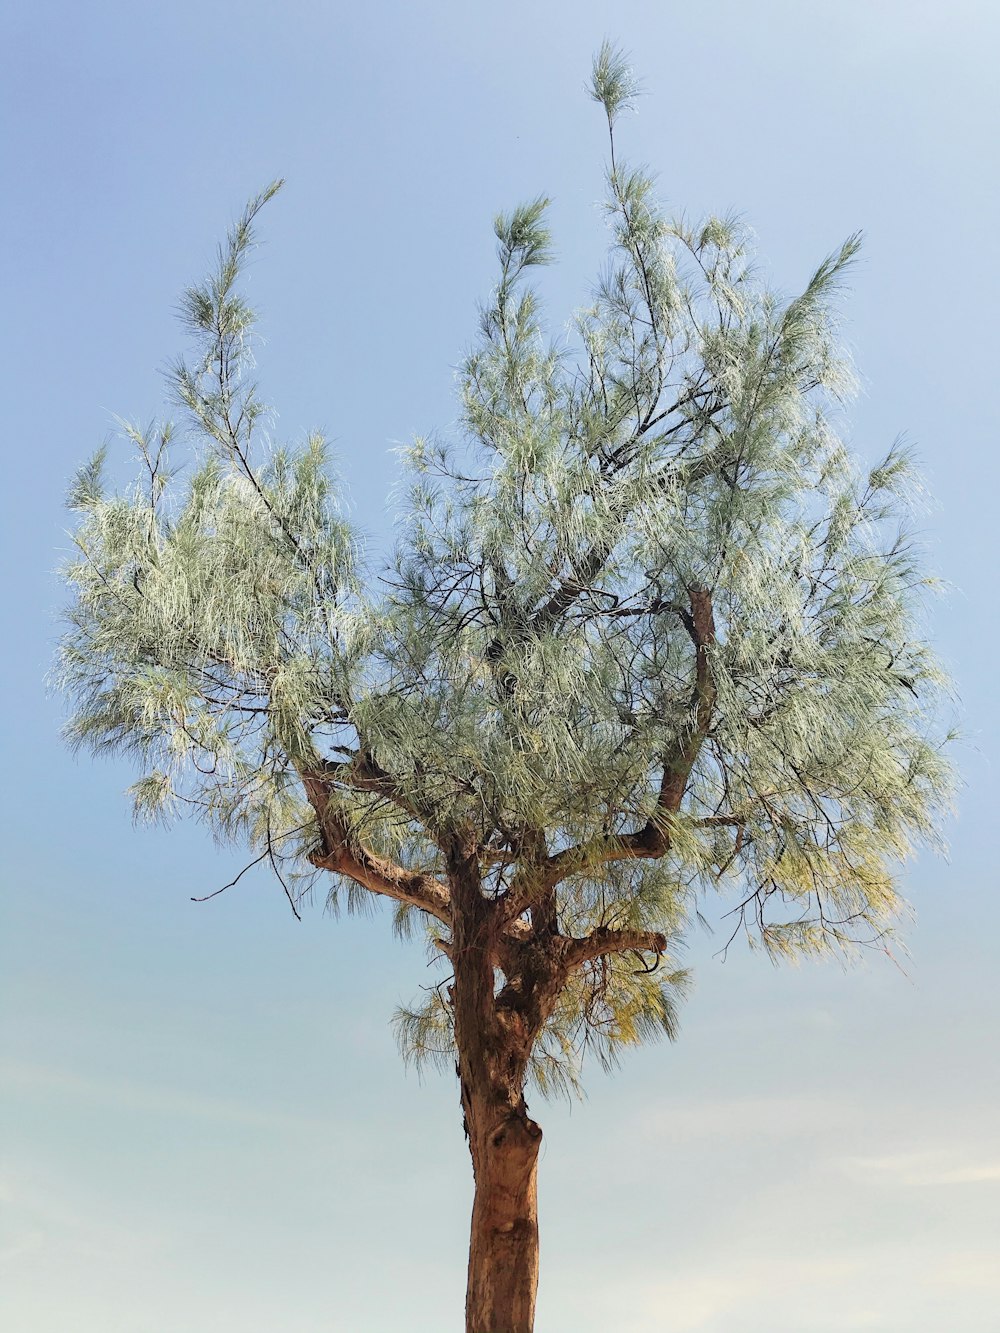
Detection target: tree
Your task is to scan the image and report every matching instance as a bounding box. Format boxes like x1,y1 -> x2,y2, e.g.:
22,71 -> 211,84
59,44 -> 953,1333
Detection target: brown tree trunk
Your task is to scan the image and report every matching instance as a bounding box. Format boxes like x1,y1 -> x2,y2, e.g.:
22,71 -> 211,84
445,831 -> 551,1333
465,1097 -> 542,1333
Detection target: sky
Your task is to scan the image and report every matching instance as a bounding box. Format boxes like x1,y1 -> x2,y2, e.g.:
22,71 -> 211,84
1,2 -> 998,1330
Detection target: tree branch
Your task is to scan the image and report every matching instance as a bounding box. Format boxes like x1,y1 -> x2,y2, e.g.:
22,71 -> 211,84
315,752 -> 447,848
502,587 -> 717,922
652,585 -> 716,823
488,423 -> 729,659
301,771 -> 452,925
562,926 -> 668,969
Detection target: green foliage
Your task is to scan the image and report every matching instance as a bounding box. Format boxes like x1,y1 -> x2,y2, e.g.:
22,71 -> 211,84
59,48 -> 954,1097
589,39 -> 641,126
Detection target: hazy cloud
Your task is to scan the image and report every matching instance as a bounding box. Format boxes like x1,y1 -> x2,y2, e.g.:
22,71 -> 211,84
840,1150 -> 1000,1188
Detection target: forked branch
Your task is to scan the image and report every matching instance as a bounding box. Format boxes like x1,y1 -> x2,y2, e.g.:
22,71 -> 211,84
502,587 -> 717,924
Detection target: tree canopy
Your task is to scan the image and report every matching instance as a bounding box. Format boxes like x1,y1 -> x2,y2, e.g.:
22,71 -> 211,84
60,44 -> 953,1103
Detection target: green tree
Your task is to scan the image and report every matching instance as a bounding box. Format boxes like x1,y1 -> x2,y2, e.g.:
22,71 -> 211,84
59,45 -> 953,1333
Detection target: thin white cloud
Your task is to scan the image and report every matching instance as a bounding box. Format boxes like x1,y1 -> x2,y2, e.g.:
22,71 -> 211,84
550,1253 -> 891,1332
549,1241 -> 1000,1333
0,1161 -> 160,1273
0,1229 -> 43,1268
628,1093 -> 858,1142
934,1252 -> 1000,1287
841,1150 -> 1000,1187
1,1061 -> 337,1135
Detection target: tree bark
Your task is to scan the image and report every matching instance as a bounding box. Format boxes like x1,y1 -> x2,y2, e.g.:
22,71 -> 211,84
446,831 -> 550,1333
465,1095 -> 542,1333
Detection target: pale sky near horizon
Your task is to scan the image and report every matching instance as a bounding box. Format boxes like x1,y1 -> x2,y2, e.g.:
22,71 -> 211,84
2,3 -> 998,1330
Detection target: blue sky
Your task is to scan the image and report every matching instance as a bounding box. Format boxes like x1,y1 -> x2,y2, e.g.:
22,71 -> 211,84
2,2 -> 998,1329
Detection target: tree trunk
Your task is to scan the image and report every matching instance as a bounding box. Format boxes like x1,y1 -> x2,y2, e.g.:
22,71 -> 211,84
445,832 -> 548,1333
465,1099 -> 542,1333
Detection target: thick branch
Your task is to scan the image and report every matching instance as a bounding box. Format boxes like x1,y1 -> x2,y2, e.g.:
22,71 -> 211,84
302,772 -> 452,924
562,926 -> 668,969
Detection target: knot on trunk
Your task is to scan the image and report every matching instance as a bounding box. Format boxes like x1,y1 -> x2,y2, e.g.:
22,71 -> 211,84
489,1109 -> 543,1158
470,1104 -> 543,1208
466,1104 -> 542,1332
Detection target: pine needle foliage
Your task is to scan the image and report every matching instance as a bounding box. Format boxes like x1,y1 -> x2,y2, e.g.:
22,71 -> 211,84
59,49 -> 953,1098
